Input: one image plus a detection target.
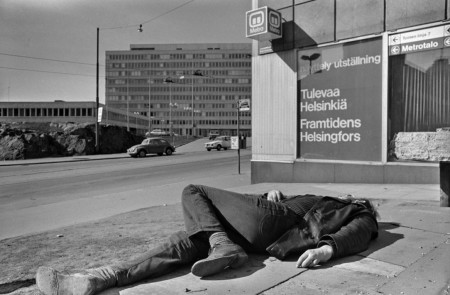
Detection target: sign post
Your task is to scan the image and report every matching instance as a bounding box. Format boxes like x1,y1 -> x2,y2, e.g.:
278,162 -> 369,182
235,99 -> 251,174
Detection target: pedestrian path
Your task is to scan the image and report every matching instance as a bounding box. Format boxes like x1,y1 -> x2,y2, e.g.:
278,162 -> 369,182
98,183 -> 450,295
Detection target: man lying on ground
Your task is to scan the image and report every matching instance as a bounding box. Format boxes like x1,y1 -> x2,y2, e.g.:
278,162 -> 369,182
36,184 -> 379,295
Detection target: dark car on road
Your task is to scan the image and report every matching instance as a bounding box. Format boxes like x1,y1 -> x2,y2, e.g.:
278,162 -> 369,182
127,137 -> 175,158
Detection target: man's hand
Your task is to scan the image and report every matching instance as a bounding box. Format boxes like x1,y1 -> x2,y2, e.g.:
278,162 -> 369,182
296,245 -> 333,268
267,190 -> 285,202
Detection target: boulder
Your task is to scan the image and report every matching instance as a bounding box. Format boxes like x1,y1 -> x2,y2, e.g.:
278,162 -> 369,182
0,122 -> 144,161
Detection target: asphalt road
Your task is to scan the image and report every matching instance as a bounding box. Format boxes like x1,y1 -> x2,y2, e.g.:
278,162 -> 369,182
0,149 -> 251,240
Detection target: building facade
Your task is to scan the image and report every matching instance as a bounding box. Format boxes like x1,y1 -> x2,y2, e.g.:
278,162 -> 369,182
105,43 -> 252,137
250,0 -> 450,184
0,101 -> 150,136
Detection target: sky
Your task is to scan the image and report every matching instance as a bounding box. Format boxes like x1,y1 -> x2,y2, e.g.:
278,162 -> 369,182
0,0 -> 252,104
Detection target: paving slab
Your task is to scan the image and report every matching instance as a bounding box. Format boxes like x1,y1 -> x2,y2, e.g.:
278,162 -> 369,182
378,240 -> 450,295
360,222 -> 448,267
260,261 -> 392,295
98,255 -> 307,295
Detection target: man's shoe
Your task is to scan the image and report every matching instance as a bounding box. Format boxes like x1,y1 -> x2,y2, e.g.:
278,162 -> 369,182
191,244 -> 248,277
36,266 -> 116,295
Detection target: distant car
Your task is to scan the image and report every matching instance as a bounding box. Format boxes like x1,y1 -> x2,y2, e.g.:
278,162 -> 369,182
205,136 -> 231,151
148,129 -> 170,137
127,137 -> 175,158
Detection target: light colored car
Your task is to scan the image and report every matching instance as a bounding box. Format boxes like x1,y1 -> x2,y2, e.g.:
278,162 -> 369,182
205,136 -> 231,151
127,137 -> 175,157
148,129 -> 170,137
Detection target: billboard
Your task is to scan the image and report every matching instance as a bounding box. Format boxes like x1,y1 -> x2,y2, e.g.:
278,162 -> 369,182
297,38 -> 383,161
246,7 -> 282,41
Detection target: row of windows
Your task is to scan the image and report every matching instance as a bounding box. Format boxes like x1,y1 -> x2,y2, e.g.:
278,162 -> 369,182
107,86 -> 252,93
107,53 -> 250,61
107,61 -> 251,69
107,69 -> 251,77
0,108 -> 94,117
161,119 -> 251,126
107,94 -> 249,102
107,78 -> 251,85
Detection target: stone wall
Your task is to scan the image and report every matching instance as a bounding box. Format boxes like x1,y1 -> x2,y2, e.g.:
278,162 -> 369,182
390,129 -> 450,161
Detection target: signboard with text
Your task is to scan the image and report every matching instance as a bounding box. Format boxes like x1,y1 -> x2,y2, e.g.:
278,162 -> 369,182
246,6 -> 282,41
231,136 -> 239,150
389,24 -> 450,55
297,38 -> 383,161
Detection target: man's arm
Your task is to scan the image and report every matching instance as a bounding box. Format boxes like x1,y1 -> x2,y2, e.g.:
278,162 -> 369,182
318,213 -> 378,258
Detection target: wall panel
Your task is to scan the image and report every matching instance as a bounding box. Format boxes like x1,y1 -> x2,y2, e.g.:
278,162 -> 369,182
252,50 -> 297,162
336,0 -> 384,40
294,0 -> 335,48
386,0 -> 446,30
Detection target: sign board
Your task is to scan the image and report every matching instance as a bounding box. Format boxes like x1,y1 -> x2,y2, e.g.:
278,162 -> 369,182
231,136 -> 239,150
246,6 -> 282,41
97,107 -> 103,123
238,99 -> 251,112
297,38 -> 383,161
389,24 -> 450,55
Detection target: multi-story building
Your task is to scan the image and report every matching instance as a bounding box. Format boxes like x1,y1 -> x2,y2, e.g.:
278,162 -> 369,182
105,43 -> 252,137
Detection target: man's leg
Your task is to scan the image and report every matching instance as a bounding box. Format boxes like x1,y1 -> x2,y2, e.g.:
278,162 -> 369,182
182,184 -> 298,277
36,231 -> 209,295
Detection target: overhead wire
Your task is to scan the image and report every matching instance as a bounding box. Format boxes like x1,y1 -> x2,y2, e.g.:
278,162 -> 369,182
101,0 -> 195,30
1,0 -> 196,78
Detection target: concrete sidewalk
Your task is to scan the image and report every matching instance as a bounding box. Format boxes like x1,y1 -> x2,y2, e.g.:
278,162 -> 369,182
95,182 -> 449,295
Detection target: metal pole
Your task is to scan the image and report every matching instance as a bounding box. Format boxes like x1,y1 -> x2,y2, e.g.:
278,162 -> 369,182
95,27 -> 100,153
148,76 -> 151,134
191,74 -> 194,137
126,69 -> 129,131
237,101 -> 241,174
169,83 -> 173,144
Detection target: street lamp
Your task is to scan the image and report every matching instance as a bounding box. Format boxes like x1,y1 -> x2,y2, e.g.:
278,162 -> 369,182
164,77 -> 175,142
148,75 -> 153,134
95,27 -> 100,153
180,69 -> 207,137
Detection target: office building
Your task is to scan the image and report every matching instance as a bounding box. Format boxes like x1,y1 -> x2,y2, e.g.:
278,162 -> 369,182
105,43 -> 252,137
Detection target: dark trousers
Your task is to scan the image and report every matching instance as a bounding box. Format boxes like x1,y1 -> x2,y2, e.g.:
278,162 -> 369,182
112,184 -> 299,286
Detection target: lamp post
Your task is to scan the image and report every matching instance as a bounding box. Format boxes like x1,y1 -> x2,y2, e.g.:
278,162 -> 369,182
180,69 -> 207,137
164,77 -> 175,143
126,69 -> 129,131
95,27 -> 100,153
148,76 -> 152,134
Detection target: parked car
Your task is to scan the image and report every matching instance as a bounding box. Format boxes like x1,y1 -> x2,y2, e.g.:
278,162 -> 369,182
205,136 -> 231,151
127,137 -> 175,157
148,129 -> 170,137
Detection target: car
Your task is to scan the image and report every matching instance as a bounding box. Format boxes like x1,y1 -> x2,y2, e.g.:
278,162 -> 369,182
205,136 -> 231,151
148,129 -> 170,137
127,137 -> 175,158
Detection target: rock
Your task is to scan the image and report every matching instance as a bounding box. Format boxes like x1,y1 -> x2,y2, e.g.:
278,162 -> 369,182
0,122 -> 144,161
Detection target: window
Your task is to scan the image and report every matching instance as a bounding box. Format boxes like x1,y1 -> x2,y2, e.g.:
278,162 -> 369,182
388,47 -> 450,139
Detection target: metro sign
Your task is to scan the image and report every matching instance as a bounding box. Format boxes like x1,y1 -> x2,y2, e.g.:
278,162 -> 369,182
246,7 -> 282,41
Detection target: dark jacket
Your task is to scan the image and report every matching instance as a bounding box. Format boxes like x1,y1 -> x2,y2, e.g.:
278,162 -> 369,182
266,196 -> 378,260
